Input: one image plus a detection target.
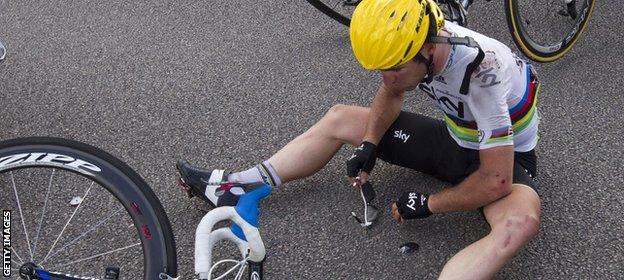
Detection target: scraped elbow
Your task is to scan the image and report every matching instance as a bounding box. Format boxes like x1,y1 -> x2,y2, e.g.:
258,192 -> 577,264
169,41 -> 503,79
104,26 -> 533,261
483,172 -> 513,202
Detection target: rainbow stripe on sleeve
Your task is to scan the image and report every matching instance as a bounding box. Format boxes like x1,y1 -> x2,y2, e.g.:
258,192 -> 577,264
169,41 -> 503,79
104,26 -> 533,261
485,126 -> 513,144
444,66 -> 540,144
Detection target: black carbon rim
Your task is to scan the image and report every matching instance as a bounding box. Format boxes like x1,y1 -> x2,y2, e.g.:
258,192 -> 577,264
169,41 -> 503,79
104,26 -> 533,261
0,137 -> 177,279
505,0 -> 595,62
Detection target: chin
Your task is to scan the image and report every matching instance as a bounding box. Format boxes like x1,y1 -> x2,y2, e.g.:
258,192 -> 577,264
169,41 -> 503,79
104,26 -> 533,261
405,85 -> 418,91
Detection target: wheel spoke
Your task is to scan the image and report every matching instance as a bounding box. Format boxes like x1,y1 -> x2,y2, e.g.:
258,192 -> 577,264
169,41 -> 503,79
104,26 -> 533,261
44,208 -> 123,262
11,246 -> 25,265
10,171 -> 34,261
42,182 -> 94,263
32,169 -> 55,260
50,242 -> 140,268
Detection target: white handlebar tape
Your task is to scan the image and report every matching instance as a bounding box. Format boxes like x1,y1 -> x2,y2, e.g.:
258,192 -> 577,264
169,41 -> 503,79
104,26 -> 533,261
195,206 -> 266,277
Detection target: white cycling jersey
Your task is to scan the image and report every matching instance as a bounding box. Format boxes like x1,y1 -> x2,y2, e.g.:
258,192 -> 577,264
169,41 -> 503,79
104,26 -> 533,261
419,21 -> 540,152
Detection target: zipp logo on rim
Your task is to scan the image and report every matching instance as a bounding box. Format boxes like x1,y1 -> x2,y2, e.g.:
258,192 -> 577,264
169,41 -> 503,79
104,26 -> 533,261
0,153 -> 102,176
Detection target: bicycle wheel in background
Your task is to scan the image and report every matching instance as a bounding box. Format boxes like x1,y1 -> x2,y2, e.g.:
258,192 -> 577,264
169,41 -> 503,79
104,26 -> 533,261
305,0 -> 359,26
0,137 -> 177,279
505,0 -> 595,62
304,0 -> 470,28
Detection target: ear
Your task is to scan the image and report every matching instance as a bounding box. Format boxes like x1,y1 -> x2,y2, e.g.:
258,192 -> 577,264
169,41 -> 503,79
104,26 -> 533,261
422,43 -> 436,56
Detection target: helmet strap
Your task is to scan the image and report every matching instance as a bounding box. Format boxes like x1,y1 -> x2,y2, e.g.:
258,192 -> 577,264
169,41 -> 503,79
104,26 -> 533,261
417,8 -> 441,84
413,52 -> 435,84
424,35 -> 485,95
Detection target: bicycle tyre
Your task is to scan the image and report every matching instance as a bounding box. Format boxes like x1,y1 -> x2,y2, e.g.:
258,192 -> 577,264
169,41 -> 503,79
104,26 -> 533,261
505,0 -> 595,62
304,1 -> 470,29
305,0 -> 351,26
0,137 -> 177,279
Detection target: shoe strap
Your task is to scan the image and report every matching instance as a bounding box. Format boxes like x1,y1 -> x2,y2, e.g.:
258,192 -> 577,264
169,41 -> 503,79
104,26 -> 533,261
208,169 -> 227,185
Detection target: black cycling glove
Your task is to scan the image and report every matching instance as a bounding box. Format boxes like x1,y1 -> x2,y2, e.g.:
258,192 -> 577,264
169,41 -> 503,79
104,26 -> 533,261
346,141 -> 377,178
396,192 -> 432,219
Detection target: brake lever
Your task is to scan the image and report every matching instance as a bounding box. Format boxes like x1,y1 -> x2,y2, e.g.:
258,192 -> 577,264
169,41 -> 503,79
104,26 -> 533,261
361,181 -> 376,202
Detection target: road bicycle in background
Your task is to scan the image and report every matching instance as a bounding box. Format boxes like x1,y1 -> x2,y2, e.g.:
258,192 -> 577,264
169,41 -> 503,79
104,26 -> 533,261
305,0 -> 596,62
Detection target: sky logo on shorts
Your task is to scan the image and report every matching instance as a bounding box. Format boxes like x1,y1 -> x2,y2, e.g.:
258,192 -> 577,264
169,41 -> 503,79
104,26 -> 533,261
394,130 -> 411,143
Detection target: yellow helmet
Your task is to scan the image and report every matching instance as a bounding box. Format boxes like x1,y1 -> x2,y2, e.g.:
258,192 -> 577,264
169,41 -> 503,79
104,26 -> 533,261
350,0 -> 445,70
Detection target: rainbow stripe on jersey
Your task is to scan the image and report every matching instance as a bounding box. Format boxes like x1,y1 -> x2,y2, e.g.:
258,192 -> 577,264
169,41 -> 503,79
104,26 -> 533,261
444,67 -> 540,144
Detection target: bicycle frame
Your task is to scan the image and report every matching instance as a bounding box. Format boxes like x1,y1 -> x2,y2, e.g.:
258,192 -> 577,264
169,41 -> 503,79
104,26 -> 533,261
195,184 -> 272,280
442,0 -> 576,25
438,0 -> 471,26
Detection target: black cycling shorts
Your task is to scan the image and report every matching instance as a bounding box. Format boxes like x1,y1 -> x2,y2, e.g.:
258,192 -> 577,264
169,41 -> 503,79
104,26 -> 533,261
377,111 -> 537,189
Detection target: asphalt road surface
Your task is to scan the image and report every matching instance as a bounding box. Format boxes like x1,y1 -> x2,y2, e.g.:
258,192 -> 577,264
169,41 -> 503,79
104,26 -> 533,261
1,0 -> 622,279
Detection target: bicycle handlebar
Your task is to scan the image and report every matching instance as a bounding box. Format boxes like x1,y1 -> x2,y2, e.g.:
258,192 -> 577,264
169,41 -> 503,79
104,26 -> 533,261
194,183 -> 272,280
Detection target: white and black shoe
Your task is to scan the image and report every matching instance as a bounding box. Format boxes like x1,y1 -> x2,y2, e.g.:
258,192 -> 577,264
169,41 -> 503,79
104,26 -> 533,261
175,160 -> 229,208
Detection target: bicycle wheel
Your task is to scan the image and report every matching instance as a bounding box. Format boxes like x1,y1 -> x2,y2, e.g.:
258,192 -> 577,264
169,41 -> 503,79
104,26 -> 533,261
305,0 -> 358,26
505,0 -> 595,62
304,0 -> 470,28
0,137 -> 177,279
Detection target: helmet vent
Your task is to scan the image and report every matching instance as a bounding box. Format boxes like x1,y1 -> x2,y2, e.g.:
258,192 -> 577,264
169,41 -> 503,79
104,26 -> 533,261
389,11 -> 395,19
403,40 -> 414,58
400,11 -> 408,22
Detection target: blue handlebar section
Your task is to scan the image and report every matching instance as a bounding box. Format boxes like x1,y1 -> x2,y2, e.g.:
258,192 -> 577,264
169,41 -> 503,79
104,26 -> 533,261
35,269 -> 50,279
230,184 -> 272,240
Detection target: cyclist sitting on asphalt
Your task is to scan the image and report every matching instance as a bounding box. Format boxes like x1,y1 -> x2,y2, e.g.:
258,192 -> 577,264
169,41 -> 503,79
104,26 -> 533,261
177,0 -> 541,278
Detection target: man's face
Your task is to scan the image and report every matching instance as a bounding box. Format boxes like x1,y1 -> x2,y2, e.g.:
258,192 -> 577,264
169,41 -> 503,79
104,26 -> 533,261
380,51 -> 430,92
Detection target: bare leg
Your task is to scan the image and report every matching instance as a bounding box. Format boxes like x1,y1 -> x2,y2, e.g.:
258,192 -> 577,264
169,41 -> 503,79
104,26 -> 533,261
266,104 -> 370,184
438,185 -> 541,280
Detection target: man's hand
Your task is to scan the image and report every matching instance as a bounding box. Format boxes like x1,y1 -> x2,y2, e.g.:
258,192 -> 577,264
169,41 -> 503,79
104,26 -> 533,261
346,141 -> 377,188
391,203 -> 406,224
392,192 -> 432,222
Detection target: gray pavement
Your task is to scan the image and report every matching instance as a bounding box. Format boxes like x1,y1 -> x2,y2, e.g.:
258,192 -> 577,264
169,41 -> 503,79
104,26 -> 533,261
1,0 -> 623,279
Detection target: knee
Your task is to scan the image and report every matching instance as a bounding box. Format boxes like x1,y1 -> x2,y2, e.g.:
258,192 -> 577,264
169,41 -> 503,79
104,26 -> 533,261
509,214 -> 540,240
494,214 -> 540,251
326,104 -> 350,118
323,104 -> 354,128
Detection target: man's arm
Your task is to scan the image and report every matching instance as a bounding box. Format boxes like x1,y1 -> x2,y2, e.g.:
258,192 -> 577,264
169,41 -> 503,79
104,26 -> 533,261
351,60 -> 428,184
428,145 -> 514,213
348,83 -> 406,186
362,84 -> 406,145
426,50 -> 518,213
